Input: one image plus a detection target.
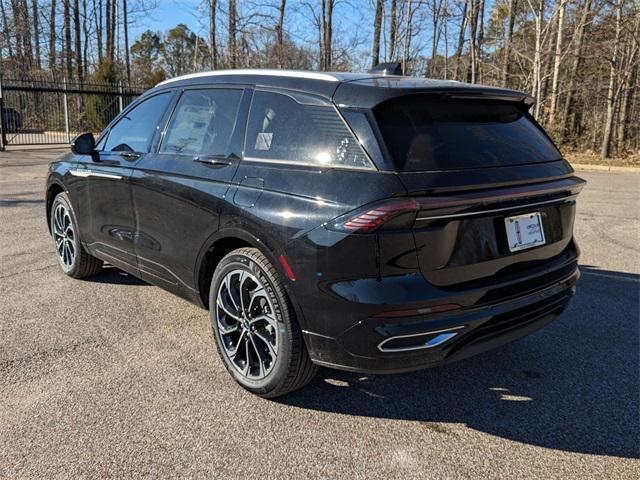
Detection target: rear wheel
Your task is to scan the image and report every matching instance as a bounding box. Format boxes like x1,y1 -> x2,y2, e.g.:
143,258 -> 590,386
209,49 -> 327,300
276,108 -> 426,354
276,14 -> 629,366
50,192 -> 103,278
209,247 -> 317,398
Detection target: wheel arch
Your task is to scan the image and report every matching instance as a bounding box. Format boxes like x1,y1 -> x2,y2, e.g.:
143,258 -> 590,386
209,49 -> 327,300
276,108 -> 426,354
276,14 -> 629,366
194,228 -> 307,331
46,181 -> 65,234
195,228 -> 282,309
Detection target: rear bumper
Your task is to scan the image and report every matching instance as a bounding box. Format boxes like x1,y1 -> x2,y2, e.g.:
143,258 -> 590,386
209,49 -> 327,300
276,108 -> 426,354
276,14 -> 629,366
303,267 -> 578,374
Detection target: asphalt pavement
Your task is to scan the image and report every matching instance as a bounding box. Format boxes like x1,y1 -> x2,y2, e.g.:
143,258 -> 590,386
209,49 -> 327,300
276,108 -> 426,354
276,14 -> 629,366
1,149 -> 638,479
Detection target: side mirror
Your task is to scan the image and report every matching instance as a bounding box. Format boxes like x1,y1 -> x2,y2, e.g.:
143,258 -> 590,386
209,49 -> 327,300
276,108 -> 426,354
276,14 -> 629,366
71,132 -> 96,155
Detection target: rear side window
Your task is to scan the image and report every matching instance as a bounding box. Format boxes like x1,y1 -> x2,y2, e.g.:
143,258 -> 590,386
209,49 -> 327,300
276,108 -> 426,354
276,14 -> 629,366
160,89 -> 243,156
245,91 -> 373,170
374,96 -> 561,172
104,92 -> 172,153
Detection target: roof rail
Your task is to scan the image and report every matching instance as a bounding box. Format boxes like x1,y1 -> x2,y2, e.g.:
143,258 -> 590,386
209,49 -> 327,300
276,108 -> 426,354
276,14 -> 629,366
156,69 -> 341,87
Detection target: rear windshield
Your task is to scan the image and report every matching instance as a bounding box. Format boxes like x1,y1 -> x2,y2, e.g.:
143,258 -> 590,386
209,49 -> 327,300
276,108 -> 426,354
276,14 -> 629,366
373,96 -> 561,172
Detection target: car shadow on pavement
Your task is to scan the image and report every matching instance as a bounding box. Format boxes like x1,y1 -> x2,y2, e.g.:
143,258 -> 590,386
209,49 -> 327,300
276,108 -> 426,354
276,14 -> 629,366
280,266 -> 639,459
84,265 -> 149,286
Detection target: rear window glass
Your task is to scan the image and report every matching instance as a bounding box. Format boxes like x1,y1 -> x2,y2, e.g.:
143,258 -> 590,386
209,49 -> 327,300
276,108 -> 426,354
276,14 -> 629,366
374,96 -> 561,171
245,91 -> 373,169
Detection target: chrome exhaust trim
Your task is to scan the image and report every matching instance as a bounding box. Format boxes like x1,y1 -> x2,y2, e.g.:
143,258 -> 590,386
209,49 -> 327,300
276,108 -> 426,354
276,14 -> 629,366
377,326 -> 464,353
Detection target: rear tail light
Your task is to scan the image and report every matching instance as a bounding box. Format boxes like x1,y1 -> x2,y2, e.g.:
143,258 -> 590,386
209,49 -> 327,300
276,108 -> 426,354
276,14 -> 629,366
327,198 -> 420,233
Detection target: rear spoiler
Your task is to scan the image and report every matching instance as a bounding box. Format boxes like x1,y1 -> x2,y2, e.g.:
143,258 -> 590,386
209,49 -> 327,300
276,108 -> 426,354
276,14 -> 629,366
446,92 -> 535,109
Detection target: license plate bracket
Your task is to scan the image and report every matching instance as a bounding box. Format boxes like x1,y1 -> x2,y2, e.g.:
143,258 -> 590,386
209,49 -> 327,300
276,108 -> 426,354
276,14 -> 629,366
504,212 -> 546,252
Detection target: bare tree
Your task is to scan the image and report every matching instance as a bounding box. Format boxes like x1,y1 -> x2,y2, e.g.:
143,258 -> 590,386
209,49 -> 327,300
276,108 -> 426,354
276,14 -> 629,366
372,0 -> 384,67
501,0 -> 517,87
548,0 -> 566,125
123,0 -> 131,81
601,0 -> 623,159
228,0 -> 237,68
453,0 -> 468,80
63,0 -> 72,79
209,0 -> 217,69
31,0 -> 41,69
389,0 -> 398,60
277,0 -> 286,68
73,0 -> 82,82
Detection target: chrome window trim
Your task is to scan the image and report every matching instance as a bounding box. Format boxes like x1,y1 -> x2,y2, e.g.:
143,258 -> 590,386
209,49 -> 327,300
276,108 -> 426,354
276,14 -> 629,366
242,156 -> 377,172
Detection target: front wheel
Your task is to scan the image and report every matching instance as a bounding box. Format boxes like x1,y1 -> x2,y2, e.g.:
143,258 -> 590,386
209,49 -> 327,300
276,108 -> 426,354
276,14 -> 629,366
50,192 -> 103,278
209,248 -> 317,398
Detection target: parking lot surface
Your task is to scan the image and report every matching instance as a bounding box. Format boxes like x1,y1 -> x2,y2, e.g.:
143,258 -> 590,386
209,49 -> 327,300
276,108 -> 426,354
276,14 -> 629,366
1,149 -> 638,479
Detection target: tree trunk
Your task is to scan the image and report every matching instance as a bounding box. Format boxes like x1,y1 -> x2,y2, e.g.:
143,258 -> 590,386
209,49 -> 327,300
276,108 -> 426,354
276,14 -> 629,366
453,0 -> 468,80
372,0 -> 384,67
617,50 -> 638,153
82,0 -> 88,76
389,0 -> 397,61
501,0 -> 516,87
323,0 -> 333,70
428,0 -> 443,77
529,0 -> 545,120
0,0 -> 14,59
123,0 -> 130,81
277,0 -> 286,68
48,0 -> 56,68
63,0 -> 72,79
467,0 -> 479,83
600,0 -> 623,160
31,0 -> 41,69
476,0 -> 485,83
209,0 -> 217,69
560,0 -> 591,141
402,0 -> 413,75
105,0 -> 112,61
548,0 -> 566,125
73,0 -> 82,83
95,0 -> 103,64
228,0 -> 237,68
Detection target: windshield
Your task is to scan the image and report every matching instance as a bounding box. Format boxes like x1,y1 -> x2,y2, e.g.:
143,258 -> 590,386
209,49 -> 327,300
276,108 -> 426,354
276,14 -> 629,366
373,95 -> 562,172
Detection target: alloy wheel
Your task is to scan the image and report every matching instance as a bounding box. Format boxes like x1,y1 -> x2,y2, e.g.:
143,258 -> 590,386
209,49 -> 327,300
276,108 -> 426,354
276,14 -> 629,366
52,202 -> 76,269
216,269 -> 279,380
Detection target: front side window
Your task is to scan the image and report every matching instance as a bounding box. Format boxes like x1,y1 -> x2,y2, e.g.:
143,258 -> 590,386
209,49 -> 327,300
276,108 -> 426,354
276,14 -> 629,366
160,89 -> 243,156
104,92 -> 172,153
244,91 -> 373,169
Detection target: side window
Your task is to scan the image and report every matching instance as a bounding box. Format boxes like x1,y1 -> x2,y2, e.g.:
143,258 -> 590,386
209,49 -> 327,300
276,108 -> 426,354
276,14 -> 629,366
103,92 -> 172,153
245,91 -> 373,169
160,89 -> 243,156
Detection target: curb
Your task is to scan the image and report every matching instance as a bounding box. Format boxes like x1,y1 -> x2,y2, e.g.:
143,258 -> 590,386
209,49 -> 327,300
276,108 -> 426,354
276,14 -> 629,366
570,163 -> 640,173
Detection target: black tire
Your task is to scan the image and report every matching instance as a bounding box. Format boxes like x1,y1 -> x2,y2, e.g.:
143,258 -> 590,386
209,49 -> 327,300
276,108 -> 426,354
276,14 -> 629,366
209,247 -> 317,398
50,192 -> 103,279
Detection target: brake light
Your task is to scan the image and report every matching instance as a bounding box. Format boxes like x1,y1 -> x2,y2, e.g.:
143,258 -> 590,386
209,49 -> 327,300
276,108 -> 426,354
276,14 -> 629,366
329,198 -> 420,233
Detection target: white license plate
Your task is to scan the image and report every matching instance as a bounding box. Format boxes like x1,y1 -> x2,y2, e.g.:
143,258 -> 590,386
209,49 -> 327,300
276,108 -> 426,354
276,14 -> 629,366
504,212 -> 546,252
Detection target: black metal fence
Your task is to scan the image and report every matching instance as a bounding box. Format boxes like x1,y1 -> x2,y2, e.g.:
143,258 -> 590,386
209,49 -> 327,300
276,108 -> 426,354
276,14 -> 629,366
0,76 -> 147,149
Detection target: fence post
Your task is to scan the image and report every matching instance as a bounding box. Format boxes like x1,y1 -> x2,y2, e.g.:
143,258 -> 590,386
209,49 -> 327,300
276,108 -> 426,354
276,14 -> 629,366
63,76 -> 70,143
0,75 -> 6,151
118,81 -> 124,112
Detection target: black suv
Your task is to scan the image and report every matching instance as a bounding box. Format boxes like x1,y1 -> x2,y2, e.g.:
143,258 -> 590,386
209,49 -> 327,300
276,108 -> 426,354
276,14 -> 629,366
46,69 -> 584,397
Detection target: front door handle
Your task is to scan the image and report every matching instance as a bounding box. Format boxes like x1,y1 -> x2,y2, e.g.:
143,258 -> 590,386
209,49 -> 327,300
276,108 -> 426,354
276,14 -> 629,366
193,154 -> 235,166
120,152 -> 141,161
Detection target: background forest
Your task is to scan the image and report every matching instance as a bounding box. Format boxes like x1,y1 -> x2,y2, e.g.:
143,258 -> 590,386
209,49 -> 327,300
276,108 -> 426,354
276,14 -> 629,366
1,0 -> 638,161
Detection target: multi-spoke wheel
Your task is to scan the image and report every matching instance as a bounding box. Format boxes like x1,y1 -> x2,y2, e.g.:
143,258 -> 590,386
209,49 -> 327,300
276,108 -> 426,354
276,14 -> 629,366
52,202 -> 76,270
50,192 -> 103,278
209,248 -> 317,398
216,269 -> 278,379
